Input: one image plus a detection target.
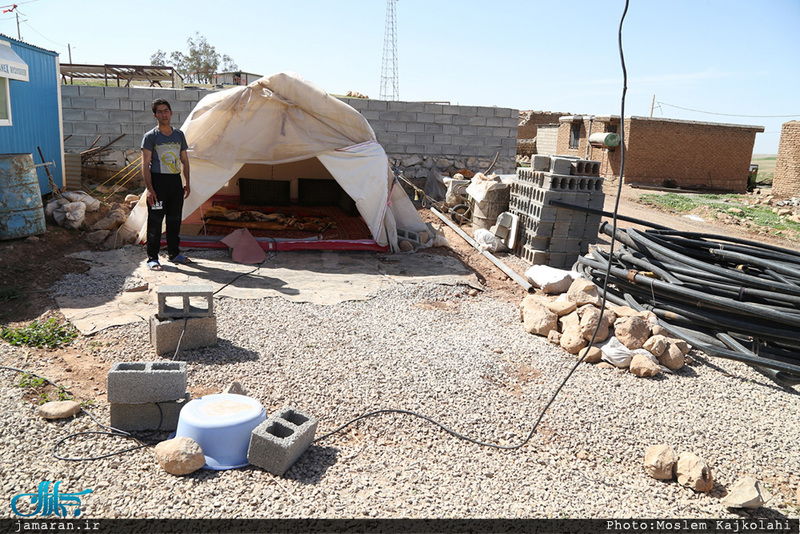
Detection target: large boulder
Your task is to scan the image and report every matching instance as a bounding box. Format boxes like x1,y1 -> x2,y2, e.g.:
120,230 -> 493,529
613,316 -> 651,350
676,452 -> 714,492
38,400 -> 81,420
579,345 -> 603,363
578,305 -> 612,342
154,437 -> 206,476
546,298 -> 577,317
520,295 -> 558,336
560,327 -> 588,355
643,444 -> 677,480
630,353 -> 661,377
643,335 -> 669,358
658,342 -> 686,370
566,278 -> 602,307
721,476 -> 771,509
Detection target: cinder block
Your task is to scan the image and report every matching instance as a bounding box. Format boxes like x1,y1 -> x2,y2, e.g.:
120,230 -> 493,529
156,285 -> 214,319
110,394 -> 190,431
532,155 -> 551,172
107,361 -> 187,404
550,157 -> 576,175
149,315 -> 217,356
248,406 -> 318,476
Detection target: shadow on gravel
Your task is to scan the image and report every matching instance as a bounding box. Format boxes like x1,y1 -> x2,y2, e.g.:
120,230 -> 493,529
282,445 -> 339,485
174,341 -> 260,364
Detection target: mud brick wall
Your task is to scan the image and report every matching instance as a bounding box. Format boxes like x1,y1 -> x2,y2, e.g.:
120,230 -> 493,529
773,120 -> 800,199
556,116 -> 763,192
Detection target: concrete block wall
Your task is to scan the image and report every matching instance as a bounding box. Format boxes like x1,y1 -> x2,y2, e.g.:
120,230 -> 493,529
62,87 -> 519,182
60,85 -> 210,154
339,97 -> 519,181
556,116 -> 763,192
773,121 -> 800,199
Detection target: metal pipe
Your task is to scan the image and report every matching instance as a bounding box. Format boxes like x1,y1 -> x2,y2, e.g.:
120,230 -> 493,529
430,207 -> 532,292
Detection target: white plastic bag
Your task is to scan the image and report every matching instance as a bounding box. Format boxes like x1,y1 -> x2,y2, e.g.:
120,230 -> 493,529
600,336 -> 658,368
473,228 -> 507,253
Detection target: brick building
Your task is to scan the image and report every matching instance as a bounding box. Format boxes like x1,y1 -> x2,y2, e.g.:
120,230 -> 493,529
556,115 -> 764,192
517,110 -> 570,156
773,120 -> 800,199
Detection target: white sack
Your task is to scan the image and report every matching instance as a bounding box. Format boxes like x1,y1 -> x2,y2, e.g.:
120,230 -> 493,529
62,191 -> 101,212
524,265 -> 579,294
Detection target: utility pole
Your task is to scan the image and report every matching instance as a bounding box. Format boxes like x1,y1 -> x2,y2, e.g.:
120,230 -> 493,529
380,0 -> 399,101
650,94 -> 656,117
68,43 -> 72,63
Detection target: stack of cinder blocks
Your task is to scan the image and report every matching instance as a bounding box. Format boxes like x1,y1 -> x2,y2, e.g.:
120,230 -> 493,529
108,361 -> 189,431
150,285 -> 217,356
510,155 -> 605,268
247,406 -> 318,477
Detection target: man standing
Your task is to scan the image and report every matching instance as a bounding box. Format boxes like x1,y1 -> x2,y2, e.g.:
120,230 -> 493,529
142,98 -> 191,270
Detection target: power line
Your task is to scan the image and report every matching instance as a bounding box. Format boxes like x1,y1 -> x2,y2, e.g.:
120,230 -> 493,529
658,101 -> 800,118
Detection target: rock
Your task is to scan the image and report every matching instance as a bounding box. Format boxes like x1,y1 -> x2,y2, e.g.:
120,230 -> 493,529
667,338 -> 691,355
89,209 -> 128,231
520,295 -> 558,336
566,278 -> 602,306
558,310 -> 580,333
467,289 -> 479,297
25,236 -> 40,244
545,298 -> 577,317
547,330 -> 562,345
38,400 -> 81,420
524,265 -> 574,294
124,194 -> 140,204
777,208 -> 793,216
86,229 -> 111,245
721,476 -> 771,509
560,327 -> 588,355
658,342 -> 686,370
579,345 -> 603,363
613,316 -> 651,350
643,335 -> 669,357
578,305 -> 611,342
154,437 -> 206,476
611,305 -> 638,317
676,452 -> 714,492
418,231 -> 431,244
727,208 -> 744,215
224,380 -> 248,396
630,353 -> 662,377
398,240 -> 414,252
596,362 -> 615,370
650,324 -> 669,337
643,444 -> 677,480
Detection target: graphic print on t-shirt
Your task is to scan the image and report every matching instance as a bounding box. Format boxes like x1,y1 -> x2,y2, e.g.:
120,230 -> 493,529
156,142 -> 183,174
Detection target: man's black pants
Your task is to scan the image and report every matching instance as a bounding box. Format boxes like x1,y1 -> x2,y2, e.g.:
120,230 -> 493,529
146,173 -> 184,261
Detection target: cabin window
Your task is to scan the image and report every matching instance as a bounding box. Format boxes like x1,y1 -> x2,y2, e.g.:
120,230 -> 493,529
0,77 -> 10,126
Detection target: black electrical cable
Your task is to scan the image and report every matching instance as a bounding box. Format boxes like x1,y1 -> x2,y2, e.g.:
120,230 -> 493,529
318,0 -> 633,449
0,365 -> 163,461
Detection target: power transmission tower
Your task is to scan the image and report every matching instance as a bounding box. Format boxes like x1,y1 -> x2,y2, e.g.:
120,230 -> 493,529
380,0 -> 399,101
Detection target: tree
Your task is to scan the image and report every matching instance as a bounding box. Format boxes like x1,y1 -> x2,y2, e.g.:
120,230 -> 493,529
150,33 -> 238,84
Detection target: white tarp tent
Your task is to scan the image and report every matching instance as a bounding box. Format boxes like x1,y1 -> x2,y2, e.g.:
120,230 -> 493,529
120,72 -> 428,251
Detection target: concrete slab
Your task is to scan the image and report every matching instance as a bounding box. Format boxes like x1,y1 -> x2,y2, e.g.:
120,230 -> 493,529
56,246 -> 480,335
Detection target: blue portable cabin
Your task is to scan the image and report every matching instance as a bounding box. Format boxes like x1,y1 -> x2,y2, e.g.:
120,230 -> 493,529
0,34 -> 64,194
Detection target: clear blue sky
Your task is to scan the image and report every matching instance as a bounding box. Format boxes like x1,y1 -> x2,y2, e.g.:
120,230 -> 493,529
2,0 -> 798,154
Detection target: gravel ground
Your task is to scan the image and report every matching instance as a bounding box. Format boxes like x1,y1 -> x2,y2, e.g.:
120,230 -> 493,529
1,269 -> 799,520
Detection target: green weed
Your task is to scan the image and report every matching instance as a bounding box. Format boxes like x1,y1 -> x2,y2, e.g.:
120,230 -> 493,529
0,318 -> 78,349
15,372 -> 73,405
16,372 -> 46,389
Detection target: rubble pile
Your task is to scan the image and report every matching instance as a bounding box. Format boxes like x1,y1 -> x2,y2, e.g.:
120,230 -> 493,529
520,271 -> 691,378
